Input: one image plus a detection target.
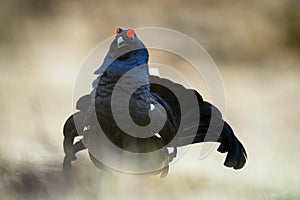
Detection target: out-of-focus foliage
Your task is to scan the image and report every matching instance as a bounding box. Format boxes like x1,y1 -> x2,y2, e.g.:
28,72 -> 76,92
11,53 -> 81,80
284,0 -> 300,49
0,0 -> 299,62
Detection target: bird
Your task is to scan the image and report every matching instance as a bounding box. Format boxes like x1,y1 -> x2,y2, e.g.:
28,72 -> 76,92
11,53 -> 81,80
63,27 -> 247,177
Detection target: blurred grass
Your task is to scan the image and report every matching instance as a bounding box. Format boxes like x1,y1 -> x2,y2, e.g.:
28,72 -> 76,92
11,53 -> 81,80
1,0 -> 299,61
0,0 -> 300,199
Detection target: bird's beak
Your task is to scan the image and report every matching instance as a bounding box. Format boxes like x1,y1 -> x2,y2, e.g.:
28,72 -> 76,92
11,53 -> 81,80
117,36 -> 125,48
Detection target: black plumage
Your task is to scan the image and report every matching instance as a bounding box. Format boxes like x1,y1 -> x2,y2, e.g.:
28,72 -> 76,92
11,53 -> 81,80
63,28 -> 247,177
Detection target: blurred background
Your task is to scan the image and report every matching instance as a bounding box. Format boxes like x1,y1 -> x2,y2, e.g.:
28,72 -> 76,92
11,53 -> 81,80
0,0 -> 299,199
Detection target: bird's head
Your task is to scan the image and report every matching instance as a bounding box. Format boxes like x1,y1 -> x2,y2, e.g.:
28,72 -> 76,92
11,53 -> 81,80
115,28 -> 136,48
94,28 -> 149,75
111,28 -> 147,59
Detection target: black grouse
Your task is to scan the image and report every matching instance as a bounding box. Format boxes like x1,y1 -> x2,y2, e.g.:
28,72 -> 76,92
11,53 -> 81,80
63,28 -> 247,177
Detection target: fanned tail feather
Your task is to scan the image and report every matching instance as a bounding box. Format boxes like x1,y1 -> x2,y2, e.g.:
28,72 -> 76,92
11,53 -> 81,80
217,122 -> 247,169
150,75 -> 247,170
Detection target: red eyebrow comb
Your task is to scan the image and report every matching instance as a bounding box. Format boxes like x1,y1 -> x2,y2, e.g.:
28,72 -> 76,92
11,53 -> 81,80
127,29 -> 135,38
116,27 -> 121,35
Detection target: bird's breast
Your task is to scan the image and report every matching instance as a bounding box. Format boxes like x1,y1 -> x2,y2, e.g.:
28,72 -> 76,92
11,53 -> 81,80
93,72 -> 151,127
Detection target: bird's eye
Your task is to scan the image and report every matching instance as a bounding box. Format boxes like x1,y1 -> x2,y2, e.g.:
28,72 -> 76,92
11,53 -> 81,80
116,27 -> 121,35
127,29 -> 135,38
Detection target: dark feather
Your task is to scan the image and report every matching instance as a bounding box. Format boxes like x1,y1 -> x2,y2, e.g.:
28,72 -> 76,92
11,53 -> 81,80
62,28 -> 247,176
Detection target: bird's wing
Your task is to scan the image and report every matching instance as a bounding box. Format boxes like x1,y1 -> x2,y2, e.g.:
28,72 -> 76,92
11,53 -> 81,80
76,95 -> 92,112
149,75 -> 247,169
150,75 -> 204,142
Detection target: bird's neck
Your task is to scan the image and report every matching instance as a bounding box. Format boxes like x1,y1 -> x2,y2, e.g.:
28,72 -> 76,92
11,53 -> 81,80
95,58 -> 151,107
94,63 -> 151,126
